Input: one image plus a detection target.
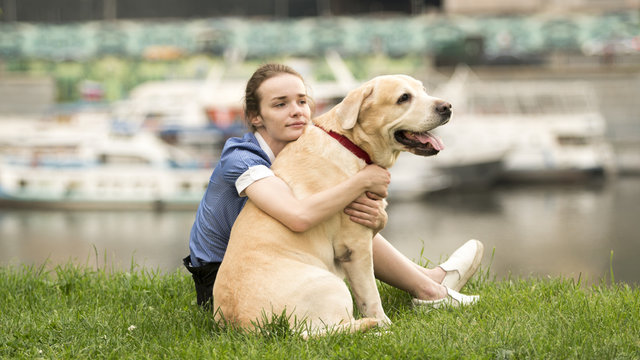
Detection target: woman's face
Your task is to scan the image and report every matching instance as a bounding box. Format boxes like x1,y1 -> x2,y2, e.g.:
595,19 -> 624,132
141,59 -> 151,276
252,73 -> 310,152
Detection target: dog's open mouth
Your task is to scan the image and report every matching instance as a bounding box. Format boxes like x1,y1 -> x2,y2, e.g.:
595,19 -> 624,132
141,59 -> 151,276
394,130 -> 444,156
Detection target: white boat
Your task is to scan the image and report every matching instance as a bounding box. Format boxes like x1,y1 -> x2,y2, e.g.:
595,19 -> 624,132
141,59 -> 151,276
388,137 -> 508,200
432,66 -> 616,182
0,122 -> 212,210
388,152 -> 452,201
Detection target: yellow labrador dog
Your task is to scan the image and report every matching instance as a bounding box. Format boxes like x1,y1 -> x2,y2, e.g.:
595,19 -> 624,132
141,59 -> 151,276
213,74 -> 451,335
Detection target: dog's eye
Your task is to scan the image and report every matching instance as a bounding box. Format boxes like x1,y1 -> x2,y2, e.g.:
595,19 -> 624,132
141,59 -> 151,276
397,93 -> 411,104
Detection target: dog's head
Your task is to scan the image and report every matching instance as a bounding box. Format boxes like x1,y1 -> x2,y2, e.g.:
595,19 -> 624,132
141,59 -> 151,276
329,74 -> 451,168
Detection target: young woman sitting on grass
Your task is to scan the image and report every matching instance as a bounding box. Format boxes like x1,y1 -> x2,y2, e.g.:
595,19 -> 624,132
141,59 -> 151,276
183,63 -> 483,310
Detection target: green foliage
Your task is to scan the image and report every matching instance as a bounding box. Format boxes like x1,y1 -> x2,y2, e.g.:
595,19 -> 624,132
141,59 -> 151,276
1,262 -> 639,359
0,55 -> 430,103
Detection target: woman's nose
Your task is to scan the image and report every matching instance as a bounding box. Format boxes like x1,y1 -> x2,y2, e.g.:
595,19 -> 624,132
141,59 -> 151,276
291,103 -> 303,116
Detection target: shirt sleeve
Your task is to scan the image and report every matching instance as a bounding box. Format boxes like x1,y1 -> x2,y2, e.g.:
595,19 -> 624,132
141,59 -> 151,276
217,137 -> 273,196
235,165 -> 274,197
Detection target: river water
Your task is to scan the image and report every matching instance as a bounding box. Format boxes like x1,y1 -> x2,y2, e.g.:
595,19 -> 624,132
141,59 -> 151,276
1,176 -> 639,286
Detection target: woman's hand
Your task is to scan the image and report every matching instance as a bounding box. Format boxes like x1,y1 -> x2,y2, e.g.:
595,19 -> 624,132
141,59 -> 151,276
358,164 -> 391,199
344,194 -> 388,233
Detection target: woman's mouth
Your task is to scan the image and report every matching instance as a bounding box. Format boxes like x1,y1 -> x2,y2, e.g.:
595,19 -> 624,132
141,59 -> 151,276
287,121 -> 306,128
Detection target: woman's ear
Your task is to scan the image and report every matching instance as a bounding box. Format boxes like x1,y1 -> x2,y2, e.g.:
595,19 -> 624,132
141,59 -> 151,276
250,115 -> 263,128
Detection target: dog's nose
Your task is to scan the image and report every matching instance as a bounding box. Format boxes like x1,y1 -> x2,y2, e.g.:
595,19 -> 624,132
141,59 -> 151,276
436,101 -> 452,117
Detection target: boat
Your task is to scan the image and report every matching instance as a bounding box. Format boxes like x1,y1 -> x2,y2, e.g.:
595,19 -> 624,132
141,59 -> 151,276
431,65 -> 616,182
387,152 -> 452,201
0,120 -> 213,210
387,134 -> 508,200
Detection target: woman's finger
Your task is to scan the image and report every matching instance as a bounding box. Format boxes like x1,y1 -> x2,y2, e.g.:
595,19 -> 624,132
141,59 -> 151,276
346,203 -> 377,218
344,207 -> 371,219
365,191 -> 383,200
348,215 -> 372,227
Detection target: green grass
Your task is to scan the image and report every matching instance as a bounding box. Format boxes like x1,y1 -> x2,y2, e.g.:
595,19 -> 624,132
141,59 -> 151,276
1,260 -> 639,359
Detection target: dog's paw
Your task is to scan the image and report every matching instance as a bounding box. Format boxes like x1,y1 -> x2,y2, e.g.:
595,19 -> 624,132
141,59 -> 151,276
379,315 -> 392,328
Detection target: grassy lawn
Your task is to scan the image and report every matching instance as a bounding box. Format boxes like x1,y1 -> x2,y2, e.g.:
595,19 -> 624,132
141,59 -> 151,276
1,260 -> 639,359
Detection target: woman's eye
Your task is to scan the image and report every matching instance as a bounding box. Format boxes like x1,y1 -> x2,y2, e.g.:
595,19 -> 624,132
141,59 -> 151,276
397,93 -> 411,104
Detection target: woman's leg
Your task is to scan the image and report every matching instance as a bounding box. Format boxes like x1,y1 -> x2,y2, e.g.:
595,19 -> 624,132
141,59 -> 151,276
372,233 -> 447,300
412,255 -> 447,284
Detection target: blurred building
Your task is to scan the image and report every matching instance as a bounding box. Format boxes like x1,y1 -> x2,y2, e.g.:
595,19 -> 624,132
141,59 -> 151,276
445,0 -> 639,14
2,0 -> 637,23
1,0 -> 444,22
1,0 -> 638,107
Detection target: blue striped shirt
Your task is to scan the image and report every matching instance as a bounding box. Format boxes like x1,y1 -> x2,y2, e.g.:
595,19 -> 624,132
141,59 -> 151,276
188,132 -> 273,266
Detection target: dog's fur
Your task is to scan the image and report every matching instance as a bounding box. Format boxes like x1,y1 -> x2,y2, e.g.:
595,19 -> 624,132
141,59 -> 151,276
212,74 -> 451,335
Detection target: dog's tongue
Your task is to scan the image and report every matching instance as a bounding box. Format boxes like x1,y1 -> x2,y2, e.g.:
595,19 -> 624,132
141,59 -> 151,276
405,131 -> 445,151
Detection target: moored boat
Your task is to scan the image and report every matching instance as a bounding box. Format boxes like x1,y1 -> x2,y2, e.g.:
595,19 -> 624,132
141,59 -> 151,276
432,66 -> 616,182
0,126 -> 212,210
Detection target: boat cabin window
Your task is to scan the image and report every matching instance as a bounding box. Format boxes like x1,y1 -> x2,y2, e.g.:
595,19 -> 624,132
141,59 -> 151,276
469,92 -> 592,115
98,154 -> 151,165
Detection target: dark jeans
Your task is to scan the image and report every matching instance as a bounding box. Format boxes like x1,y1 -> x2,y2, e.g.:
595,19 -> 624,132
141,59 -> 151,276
183,255 -> 221,309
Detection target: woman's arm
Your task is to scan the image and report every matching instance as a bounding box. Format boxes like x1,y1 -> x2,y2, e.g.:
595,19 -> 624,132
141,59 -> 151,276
244,164 -> 390,232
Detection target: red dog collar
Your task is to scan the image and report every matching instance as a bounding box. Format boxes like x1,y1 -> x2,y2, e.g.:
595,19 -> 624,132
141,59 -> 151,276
316,125 -> 373,165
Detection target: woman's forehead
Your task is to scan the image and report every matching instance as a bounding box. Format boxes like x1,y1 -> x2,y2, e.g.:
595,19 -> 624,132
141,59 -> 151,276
259,74 -> 306,100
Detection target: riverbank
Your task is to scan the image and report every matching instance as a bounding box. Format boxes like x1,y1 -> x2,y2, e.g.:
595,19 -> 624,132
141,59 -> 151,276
2,262 -> 638,359
2,176 -> 640,286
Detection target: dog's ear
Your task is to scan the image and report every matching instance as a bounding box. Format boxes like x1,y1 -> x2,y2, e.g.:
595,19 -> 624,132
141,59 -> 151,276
336,83 -> 374,130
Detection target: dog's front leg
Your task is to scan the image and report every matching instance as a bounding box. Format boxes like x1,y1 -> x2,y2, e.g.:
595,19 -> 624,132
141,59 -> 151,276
335,236 -> 391,326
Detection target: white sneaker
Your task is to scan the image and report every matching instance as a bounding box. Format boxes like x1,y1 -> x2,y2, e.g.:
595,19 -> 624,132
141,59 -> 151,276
438,239 -> 484,292
412,287 -> 479,309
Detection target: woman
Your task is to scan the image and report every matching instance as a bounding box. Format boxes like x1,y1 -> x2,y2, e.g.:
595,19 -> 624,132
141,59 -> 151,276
184,63 -> 482,309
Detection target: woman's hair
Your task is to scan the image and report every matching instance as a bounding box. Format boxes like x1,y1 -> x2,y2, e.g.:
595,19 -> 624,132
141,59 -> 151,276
243,63 -> 311,131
